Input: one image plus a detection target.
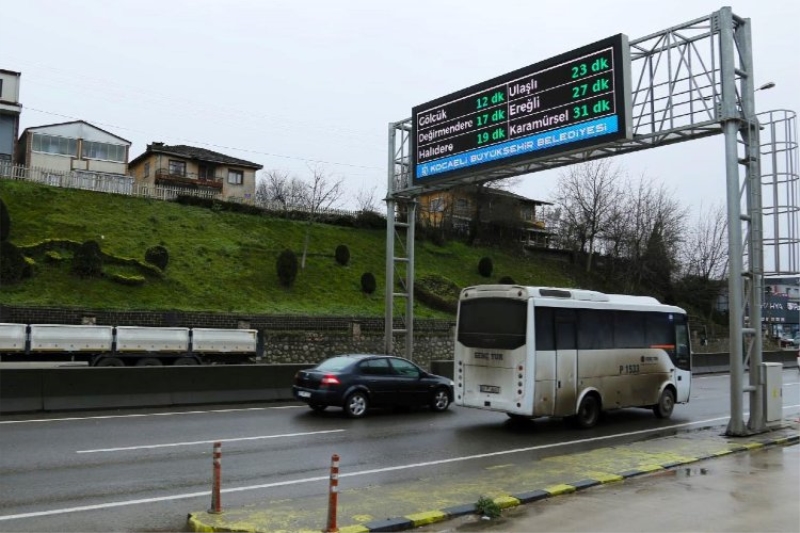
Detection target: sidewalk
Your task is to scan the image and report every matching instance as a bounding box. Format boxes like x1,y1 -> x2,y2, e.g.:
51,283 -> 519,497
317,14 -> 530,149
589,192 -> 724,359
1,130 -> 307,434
187,421 -> 799,533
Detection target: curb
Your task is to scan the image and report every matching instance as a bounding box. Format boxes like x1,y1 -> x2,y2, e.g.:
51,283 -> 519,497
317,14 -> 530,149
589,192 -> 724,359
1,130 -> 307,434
333,433 -> 800,533
187,431 -> 799,533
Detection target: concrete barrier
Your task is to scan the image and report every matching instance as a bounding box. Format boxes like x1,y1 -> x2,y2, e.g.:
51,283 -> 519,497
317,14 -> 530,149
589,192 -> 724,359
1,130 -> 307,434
0,364 -> 313,414
0,353 -> 796,414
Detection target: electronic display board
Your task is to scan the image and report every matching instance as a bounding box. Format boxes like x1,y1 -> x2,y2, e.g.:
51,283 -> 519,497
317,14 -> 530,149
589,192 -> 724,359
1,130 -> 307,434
411,34 -> 632,185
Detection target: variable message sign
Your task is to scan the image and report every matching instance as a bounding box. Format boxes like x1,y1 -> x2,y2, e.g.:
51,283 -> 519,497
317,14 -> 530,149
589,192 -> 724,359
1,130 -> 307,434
412,34 -> 632,184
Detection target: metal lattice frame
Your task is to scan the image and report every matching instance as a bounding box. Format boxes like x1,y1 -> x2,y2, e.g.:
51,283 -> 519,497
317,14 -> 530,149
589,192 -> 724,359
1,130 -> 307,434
387,7 -> 794,435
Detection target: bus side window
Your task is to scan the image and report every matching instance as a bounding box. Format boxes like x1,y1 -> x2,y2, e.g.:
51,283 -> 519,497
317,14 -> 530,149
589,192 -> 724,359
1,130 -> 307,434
534,307 -> 555,350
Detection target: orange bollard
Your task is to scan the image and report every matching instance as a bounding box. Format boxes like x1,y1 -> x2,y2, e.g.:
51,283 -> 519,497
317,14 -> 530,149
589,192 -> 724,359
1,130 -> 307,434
326,454 -> 339,533
209,441 -> 222,514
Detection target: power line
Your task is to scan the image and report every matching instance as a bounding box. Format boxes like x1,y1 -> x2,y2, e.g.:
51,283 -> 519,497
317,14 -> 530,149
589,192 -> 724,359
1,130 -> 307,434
24,106 -> 382,172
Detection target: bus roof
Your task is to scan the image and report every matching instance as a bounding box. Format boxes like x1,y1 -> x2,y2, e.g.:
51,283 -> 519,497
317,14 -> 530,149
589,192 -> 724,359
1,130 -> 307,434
460,285 -> 686,314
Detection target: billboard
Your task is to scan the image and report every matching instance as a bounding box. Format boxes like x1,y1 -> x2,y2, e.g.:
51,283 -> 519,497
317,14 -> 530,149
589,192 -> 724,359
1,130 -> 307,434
411,34 -> 632,185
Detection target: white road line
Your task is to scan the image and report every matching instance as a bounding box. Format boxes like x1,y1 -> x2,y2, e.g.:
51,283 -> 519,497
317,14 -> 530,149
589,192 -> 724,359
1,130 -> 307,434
0,405 -> 303,424
4,410 -> 799,522
76,429 -> 346,453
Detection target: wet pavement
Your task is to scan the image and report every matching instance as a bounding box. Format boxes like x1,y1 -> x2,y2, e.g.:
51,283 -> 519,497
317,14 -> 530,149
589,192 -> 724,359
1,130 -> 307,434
415,443 -> 800,533
187,420 -> 799,533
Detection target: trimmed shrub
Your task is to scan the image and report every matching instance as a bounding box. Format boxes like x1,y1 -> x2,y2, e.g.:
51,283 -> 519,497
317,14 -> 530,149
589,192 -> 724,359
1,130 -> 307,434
0,197 -> 9,241
335,244 -> 350,266
0,241 -> 31,284
145,245 -> 170,271
360,272 -> 377,294
478,256 -> 493,278
71,240 -> 103,278
276,249 -> 299,287
498,276 -> 515,284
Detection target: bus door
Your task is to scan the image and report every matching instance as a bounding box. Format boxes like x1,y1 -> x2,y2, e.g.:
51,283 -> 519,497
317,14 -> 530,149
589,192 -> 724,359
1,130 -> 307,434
554,309 -> 578,417
674,319 -> 691,402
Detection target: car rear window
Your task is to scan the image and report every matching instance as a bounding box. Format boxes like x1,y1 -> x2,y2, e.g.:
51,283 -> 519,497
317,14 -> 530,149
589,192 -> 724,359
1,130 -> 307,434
316,356 -> 356,372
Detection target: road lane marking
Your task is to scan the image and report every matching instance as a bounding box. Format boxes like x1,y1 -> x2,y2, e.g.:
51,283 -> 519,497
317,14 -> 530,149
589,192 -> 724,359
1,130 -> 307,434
0,411 -> 793,522
2,406 -> 798,522
76,429 -> 346,453
0,405 -> 304,425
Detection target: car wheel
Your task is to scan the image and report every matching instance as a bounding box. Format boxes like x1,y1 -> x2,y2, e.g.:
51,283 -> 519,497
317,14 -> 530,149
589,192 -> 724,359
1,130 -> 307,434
309,403 -> 328,412
344,391 -> 368,418
430,387 -> 451,412
574,394 -> 600,429
653,388 -> 675,419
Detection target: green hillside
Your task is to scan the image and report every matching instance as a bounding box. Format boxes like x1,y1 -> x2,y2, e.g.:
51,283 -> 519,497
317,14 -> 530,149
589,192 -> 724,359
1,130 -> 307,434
0,179 -> 575,318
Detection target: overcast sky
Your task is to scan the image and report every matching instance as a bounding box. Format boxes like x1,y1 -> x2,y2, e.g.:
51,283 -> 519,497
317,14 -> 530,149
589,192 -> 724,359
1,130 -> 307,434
2,0 -> 798,220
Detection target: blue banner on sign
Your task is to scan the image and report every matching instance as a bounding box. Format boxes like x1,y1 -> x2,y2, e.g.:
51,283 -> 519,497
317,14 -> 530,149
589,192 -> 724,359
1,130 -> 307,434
415,116 -> 619,179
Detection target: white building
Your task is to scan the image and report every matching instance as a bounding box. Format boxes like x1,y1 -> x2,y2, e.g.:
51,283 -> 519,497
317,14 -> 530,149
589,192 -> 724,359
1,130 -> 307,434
15,120 -> 130,175
0,69 -> 22,163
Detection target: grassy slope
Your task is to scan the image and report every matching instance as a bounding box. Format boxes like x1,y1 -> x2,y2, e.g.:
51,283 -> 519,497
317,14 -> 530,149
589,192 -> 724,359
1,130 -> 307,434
0,179 -> 575,318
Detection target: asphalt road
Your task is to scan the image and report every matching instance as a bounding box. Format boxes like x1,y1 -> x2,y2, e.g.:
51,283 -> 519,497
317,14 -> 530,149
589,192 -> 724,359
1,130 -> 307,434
0,370 -> 798,533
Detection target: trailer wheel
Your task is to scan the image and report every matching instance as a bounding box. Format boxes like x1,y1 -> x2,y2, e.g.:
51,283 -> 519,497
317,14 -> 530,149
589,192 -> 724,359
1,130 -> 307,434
135,357 -> 163,366
95,357 -> 125,367
173,357 -> 199,366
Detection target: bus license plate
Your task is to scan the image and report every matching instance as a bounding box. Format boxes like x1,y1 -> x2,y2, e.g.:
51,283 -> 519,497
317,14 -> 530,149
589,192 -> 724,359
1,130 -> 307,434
480,385 -> 501,394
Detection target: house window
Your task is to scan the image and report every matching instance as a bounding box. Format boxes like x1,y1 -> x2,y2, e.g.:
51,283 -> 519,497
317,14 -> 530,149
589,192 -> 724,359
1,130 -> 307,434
521,207 -> 533,221
198,165 -> 214,180
82,141 -> 125,162
31,133 -> 77,157
456,198 -> 468,210
430,197 -> 444,212
168,160 -> 186,176
227,169 -> 243,185
143,162 -> 150,178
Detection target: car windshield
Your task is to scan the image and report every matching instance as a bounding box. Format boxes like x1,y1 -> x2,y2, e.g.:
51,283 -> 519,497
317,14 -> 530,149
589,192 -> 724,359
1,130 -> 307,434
316,356 -> 357,372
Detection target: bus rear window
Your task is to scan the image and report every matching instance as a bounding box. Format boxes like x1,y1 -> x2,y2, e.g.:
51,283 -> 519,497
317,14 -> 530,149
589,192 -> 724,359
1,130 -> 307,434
457,298 -> 527,350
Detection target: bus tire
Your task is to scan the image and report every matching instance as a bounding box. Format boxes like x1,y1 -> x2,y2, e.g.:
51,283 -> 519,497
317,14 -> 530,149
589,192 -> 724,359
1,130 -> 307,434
135,357 -> 162,366
173,357 -> 199,366
95,357 -> 125,367
653,388 -> 675,419
575,394 -> 600,429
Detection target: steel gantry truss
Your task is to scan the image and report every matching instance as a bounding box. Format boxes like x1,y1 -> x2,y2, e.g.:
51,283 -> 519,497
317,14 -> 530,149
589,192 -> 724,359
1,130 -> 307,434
386,6 -> 797,436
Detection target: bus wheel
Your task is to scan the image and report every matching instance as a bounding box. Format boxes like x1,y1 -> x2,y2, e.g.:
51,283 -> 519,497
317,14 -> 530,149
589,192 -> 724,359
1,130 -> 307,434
135,357 -> 162,366
173,357 -> 199,366
653,388 -> 675,419
95,357 -> 125,367
575,394 -> 600,429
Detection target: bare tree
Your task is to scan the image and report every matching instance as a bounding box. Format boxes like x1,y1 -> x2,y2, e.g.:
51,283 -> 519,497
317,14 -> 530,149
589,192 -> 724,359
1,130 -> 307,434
551,159 -> 622,272
255,170 -> 304,213
299,165 -> 345,269
680,202 -> 728,281
613,174 -> 687,298
355,184 -> 380,213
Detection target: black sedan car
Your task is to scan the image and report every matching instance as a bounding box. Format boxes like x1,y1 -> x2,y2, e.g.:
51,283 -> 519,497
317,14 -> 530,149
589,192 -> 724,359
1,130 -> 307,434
292,354 -> 454,418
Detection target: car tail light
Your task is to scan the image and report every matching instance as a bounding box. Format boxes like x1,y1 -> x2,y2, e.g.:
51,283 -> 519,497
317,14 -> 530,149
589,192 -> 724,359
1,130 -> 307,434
321,374 -> 340,386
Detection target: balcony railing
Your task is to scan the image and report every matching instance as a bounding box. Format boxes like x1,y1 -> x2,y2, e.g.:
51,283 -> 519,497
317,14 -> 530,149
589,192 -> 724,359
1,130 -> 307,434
154,168 -> 223,190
